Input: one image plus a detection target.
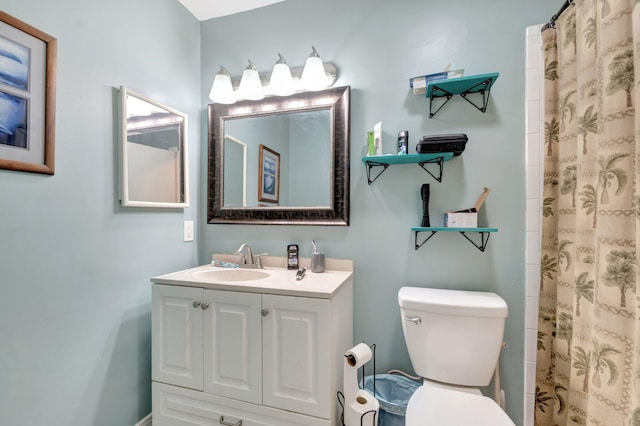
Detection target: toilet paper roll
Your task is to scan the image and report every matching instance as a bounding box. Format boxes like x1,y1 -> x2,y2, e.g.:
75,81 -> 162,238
345,343 -> 373,369
344,389 -> 379,426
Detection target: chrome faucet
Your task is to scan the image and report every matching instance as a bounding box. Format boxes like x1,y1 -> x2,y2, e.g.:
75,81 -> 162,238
235,243 -> 255,267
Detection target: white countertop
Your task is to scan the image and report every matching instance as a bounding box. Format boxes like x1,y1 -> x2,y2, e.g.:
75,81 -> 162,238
151,256 -> 354,299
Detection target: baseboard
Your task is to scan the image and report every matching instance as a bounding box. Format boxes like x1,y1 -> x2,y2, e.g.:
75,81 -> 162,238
134,413 -> 152,426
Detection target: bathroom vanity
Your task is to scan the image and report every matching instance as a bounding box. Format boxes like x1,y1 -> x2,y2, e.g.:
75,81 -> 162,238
150,256 -> 354,426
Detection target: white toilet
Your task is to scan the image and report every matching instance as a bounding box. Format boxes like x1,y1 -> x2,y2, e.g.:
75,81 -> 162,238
398,286 -> 515,426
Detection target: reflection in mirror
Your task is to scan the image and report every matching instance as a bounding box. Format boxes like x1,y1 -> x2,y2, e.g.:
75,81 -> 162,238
223,109 -> 331,208
208,85 -> 350,225
223,134 -> 247,207
119,87 -> 189,208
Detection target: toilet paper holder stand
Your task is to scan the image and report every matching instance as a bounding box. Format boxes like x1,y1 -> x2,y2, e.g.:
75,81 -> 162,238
337,343 -> 377,426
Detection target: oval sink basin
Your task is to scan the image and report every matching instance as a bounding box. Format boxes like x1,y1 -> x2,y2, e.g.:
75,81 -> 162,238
193,269 -> 270,282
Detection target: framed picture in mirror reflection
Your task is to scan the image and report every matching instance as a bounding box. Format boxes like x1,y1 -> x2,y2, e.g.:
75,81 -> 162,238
258,144 -> 280,204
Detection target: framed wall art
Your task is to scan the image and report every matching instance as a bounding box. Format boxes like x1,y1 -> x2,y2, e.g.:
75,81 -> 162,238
258,144 -> 280,204
0,11 -> 56,175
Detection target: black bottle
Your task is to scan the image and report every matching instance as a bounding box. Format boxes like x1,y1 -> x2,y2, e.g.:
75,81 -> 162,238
287,244 -> 299,270
421,184 -> 431,227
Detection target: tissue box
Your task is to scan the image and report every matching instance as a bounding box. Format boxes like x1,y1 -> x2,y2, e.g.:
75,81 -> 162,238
409,69 -> 465,95
444,187 -> 491,228
444,211 -> 477,228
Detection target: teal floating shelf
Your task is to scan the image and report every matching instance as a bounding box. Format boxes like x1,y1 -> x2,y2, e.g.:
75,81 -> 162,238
362,153 -> 455,184
426,72 -> 499,118
411,226 -> 498,251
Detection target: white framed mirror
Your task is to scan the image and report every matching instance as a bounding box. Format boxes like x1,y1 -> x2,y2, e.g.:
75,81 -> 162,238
119,87 -> 189,208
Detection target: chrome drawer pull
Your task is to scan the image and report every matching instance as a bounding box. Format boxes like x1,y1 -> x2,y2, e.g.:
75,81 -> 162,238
404,316 -> 422,325
219,415 -> 242,426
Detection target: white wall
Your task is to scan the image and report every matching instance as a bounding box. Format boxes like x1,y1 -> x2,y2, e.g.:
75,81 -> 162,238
524,24 -> 545,426
127,143 -> 179,203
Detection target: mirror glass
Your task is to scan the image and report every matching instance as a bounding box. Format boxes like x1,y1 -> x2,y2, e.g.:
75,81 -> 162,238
119,87 -> 189,208
223,109 -> 331,208
208,86 -> 350,225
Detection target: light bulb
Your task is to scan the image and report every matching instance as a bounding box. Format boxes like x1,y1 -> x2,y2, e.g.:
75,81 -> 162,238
301,46 -> 328,91
209,66 -> 236,104
237,60 -> 264,101
268,53 -> 294,96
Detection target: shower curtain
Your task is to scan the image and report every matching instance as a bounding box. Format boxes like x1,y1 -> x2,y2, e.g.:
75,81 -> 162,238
535,0 -> 640,424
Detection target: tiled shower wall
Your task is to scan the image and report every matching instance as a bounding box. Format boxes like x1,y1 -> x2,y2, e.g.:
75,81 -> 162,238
524,24 -> 544,426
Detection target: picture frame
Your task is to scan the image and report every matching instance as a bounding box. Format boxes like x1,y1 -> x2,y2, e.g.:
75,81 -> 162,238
258,144 -> 280,204
0,11 -> 56,175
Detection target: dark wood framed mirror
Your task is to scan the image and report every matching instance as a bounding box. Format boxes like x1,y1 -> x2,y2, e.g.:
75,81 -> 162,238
207,85 -> 350,225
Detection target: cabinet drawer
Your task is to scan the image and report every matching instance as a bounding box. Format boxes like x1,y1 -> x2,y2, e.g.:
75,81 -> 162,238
153,382 -> 331,426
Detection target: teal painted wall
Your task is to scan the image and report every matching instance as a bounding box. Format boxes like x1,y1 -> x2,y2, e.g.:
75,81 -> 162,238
0,0 -> 200,425
199,0 -> 558,423
0,0 -> 562,424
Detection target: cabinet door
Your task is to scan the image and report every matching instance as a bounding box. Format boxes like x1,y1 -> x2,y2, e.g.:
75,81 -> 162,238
152,284 -> 204,390
203,289 -> 262,404
262,295 -> 331,419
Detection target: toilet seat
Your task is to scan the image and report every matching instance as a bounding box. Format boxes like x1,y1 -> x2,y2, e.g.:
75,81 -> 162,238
405,385 -> 515,426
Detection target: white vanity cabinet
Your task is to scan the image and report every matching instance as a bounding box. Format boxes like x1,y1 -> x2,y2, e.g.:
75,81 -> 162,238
152,286 -> 262,402
150,261 -> 353,426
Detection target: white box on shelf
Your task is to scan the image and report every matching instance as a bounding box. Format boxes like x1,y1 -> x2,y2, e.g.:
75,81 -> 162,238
444,187 -> 491,228
373,121 -> 382,155
444,211 -> 477,228
410,69 -> 464,95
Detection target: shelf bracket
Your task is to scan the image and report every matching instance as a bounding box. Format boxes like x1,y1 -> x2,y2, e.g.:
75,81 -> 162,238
460,231 -> 492,252
365,156 -> 446,185
364,161 -> 390,185
413,228 -> 495,252
459,78 -> 493,113
418,157 -> 445,183
428,85 -> 454,118
414,230 -> 438,250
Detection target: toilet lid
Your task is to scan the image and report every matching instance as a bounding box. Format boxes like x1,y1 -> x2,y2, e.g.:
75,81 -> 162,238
405,385 -> 515,426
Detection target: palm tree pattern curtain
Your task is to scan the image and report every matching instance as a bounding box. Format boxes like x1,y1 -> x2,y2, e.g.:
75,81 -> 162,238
536,0 -> 640,424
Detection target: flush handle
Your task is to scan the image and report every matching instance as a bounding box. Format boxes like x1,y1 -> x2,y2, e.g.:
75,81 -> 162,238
219,415 -> 242,426
404,316 -> 422,325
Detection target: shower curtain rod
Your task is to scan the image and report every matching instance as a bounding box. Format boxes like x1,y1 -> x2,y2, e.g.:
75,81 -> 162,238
542,0 -> 573,31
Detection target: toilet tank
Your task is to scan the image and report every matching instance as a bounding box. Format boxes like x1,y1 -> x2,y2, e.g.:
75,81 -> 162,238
398,287 -> 508,387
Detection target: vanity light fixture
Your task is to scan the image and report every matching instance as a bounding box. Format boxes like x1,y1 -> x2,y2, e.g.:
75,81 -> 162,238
209,66 -> 236,104
237,60 -> 265,101
300,46 -> 329,91
208,47 -> 338,104
268,53 -> 295,96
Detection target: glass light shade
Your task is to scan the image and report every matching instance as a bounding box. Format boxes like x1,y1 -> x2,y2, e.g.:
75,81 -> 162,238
269,54 -> 295,96
301,46 -> 328,91
209,66 -> 236,104
237,60 -> 264,101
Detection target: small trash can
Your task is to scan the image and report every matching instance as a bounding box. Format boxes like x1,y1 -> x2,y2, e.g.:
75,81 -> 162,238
361,374 -> 421,426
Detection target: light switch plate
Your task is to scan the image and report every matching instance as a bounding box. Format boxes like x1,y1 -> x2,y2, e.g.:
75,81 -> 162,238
183,220 -> 194,242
